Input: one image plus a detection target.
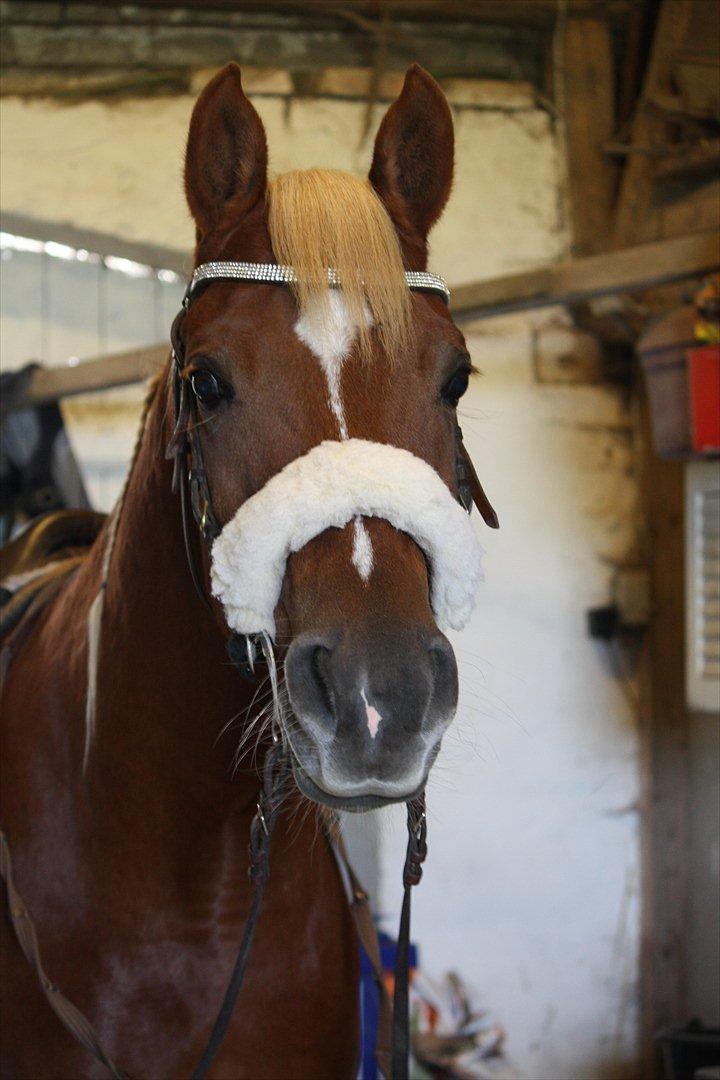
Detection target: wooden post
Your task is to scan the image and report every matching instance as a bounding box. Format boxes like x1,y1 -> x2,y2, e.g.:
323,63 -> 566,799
612,0 -> 694,246
637,401 -> 690,1078
563,16 -> 619,255
617,6 -> 699,1073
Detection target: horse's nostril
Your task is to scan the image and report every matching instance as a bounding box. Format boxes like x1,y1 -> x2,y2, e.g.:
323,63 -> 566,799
285,635 -> 338,733
312,645 -> 334,716
427,633 -> 458,719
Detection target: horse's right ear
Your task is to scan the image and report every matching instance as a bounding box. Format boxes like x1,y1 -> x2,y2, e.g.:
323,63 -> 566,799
185,63 -> 268,237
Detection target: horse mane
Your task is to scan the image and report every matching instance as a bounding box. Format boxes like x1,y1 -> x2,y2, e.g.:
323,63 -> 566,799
267,169 -> 411,364
84,372 -> 163,770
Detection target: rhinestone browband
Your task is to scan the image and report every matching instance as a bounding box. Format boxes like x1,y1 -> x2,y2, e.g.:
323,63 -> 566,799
184,261 -> 450,305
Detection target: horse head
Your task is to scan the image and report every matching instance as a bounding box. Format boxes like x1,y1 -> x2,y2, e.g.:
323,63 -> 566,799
175,62 -> 494,811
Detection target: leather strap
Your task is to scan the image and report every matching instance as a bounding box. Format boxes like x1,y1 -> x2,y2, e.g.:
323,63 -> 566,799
191,741 -> 291,1080
0,831 -> 131,1080
0,743 -> 292,1080
455,424 -> 499,530
391,796 -> 427,1080
327,823 -> 393,1080
0,565 -> 83,691
0,557 -> 83,641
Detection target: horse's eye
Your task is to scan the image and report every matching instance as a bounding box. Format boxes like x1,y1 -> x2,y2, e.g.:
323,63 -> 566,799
442,367 -> 470,407
190,369 -> 230,409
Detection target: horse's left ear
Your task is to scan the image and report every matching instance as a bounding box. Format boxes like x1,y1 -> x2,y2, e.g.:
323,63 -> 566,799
369,64 -> 454,258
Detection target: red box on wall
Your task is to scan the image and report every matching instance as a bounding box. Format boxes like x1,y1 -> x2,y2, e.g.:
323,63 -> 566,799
688,345 -> 720,453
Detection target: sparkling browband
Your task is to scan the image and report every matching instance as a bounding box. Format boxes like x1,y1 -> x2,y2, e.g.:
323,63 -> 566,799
184,261 -> 450,305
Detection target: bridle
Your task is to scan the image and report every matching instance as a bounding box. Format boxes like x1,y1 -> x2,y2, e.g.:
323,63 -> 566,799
167,260 -> 498,677
1,261 -> 498,1080
162,260 -> 498,1079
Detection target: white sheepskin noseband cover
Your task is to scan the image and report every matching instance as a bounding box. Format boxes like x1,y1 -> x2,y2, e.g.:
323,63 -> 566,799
210,438 -> 483,638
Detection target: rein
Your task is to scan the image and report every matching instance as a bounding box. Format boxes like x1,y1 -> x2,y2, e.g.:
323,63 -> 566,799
2,260 -> 497,1080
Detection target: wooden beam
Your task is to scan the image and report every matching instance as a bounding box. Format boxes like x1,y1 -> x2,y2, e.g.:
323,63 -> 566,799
612,0 -> 695,245
4,1 -> 634,30
4,230 -> 718,411
3,345 -> 168,414
0,212 -> 189,276
612,10 -> 710,1070
562,16 -> 619,255
450,230 -> 719,321
637,399 -> 690,1079
0,2 -> 545,85
617,0 -> 655,126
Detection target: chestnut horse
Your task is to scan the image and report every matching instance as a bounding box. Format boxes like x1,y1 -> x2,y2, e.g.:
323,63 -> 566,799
1,63 -> 492,1078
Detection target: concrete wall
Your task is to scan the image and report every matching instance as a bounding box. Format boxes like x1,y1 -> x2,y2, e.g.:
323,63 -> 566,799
0,83 -> 641,1078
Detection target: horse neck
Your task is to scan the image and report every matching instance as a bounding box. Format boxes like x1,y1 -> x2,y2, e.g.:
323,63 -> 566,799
84,373 -> 260,836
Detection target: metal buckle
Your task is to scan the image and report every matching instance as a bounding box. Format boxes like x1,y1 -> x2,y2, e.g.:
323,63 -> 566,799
256,801 -> 269,836
245,636 -> 257,677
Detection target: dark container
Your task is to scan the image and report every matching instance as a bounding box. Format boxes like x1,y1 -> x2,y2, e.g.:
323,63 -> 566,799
657,1021 -> 720,1080
638,306 -> 697,459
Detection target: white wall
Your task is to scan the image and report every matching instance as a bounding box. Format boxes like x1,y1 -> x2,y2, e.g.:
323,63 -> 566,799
0,247 -> 182,506
371,314 -> 640,1077
0,83 -> 640,1078
0,91 -> 564,286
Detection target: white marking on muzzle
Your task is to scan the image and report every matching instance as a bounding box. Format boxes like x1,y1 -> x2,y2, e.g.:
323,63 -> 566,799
210,438 -> 483,640
360,686 -> 382,739
351,517 -> 373,581
295,293 -> 374,583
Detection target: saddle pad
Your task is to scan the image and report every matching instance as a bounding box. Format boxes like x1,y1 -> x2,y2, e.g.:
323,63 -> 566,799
0,509 -> 106,582
0,557 -> 84,641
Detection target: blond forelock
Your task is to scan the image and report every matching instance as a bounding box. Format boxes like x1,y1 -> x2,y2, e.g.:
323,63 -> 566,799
267,169 -> 411,363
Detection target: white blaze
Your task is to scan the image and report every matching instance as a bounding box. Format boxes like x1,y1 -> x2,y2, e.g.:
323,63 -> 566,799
295,292 -> 374,582
351,517 -> 373,582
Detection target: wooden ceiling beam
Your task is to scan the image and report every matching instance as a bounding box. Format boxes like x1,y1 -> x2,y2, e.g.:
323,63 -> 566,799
612,0 -> 695,246
5,230 -> 717,411
2,345 -> 169,414
450,229 -> 719,321
8,1 -> 633,29
1,2 -> 544,84
562,15 -> 619,256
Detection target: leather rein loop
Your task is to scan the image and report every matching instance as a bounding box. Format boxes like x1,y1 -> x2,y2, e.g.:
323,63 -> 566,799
190,740 -> 292,1080
391,795 -> 428,1080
